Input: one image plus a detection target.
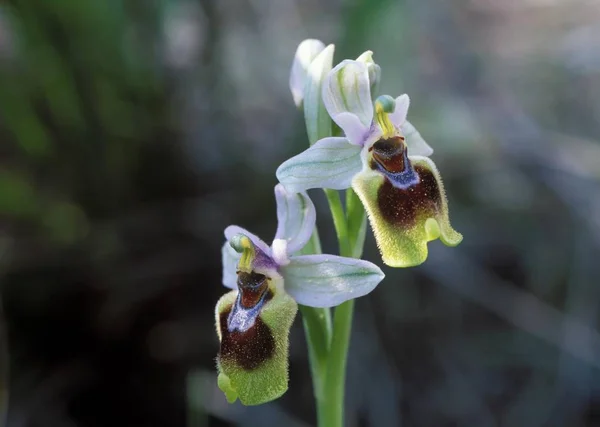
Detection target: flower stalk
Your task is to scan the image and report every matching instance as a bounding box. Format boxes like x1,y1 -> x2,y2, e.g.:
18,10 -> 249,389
300,189 -> 366,427
213,38 -> 463,427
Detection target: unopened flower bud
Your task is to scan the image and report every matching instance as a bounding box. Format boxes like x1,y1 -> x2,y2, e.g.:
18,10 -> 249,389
356,51 -> 381,99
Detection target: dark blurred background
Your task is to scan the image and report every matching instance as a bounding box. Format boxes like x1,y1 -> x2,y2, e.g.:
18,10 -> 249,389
1,0 -> 600,426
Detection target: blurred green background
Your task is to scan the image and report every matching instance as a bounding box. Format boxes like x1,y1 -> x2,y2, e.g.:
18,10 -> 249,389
1,0 -> 600,426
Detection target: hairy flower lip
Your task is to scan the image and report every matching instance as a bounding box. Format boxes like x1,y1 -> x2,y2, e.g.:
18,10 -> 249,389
215,284 -> 296,406
353,156 -> 463,267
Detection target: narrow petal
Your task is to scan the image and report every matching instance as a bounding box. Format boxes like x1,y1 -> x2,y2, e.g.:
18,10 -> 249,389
401,120 -> 434,157
389,94 -> 410,128
333,112 -> 370,146
303,44 -> 335,145
323,60 -> 373,131
276,137 -> 362,193
215,277 -> 298,405
281,254 -> 384,307
274,184 -> 316,254
352,156 -> 462,267
222,242 -> 240,289
289,39 -> 326,107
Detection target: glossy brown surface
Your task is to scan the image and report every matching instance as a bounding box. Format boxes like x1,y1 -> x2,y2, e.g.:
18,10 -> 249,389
237,271 -> 269,308
376,165 -> 441,228
371,136 -> 407,173
219,302 -> 275,370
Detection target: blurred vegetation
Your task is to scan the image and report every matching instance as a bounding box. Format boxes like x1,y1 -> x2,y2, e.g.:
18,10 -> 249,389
1,0 -> 600,426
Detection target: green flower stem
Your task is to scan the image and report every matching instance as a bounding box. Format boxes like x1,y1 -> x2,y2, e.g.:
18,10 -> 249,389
299,306 -> 330,427
323,298 -> 354,427
299,305 -> 330,371
324,189 -> 351,257
346,188 -> 367,258
299,227 -> 332,426
321,188 -> 366,427
299,188 -> 366,427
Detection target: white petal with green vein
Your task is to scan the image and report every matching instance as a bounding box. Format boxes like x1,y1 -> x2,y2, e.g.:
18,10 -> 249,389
281,254 -> 384,307
276,137 -> 362,193
323,60 -> 373,130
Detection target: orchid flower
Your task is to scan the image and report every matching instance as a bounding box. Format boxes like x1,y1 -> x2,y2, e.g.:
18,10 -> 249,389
277,58 -> 463,267
216,184 -> 384,405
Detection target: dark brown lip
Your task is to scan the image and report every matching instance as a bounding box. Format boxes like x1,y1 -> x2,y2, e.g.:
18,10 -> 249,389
219,302 -> 275,371
376,164 -> 441,228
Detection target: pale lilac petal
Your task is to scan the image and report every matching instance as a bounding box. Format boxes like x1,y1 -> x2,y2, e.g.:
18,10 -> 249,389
222,242 -> 240,289
401,120 -> 434,157
276,137 -> 362,193
274,184 -> 316,254
281,255 -> 385,307
224,225 -> 271,256
389,94 -> 410,128
290,39 -> 326,107
334,112 -> 370,146
323,60 -> 373,130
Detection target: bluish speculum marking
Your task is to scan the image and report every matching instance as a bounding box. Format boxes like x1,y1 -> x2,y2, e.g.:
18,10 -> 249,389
228,272 -> 272,332
370,136 -> 420,189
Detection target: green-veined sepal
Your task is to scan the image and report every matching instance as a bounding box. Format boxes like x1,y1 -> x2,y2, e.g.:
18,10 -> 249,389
276,137 -> 362,193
